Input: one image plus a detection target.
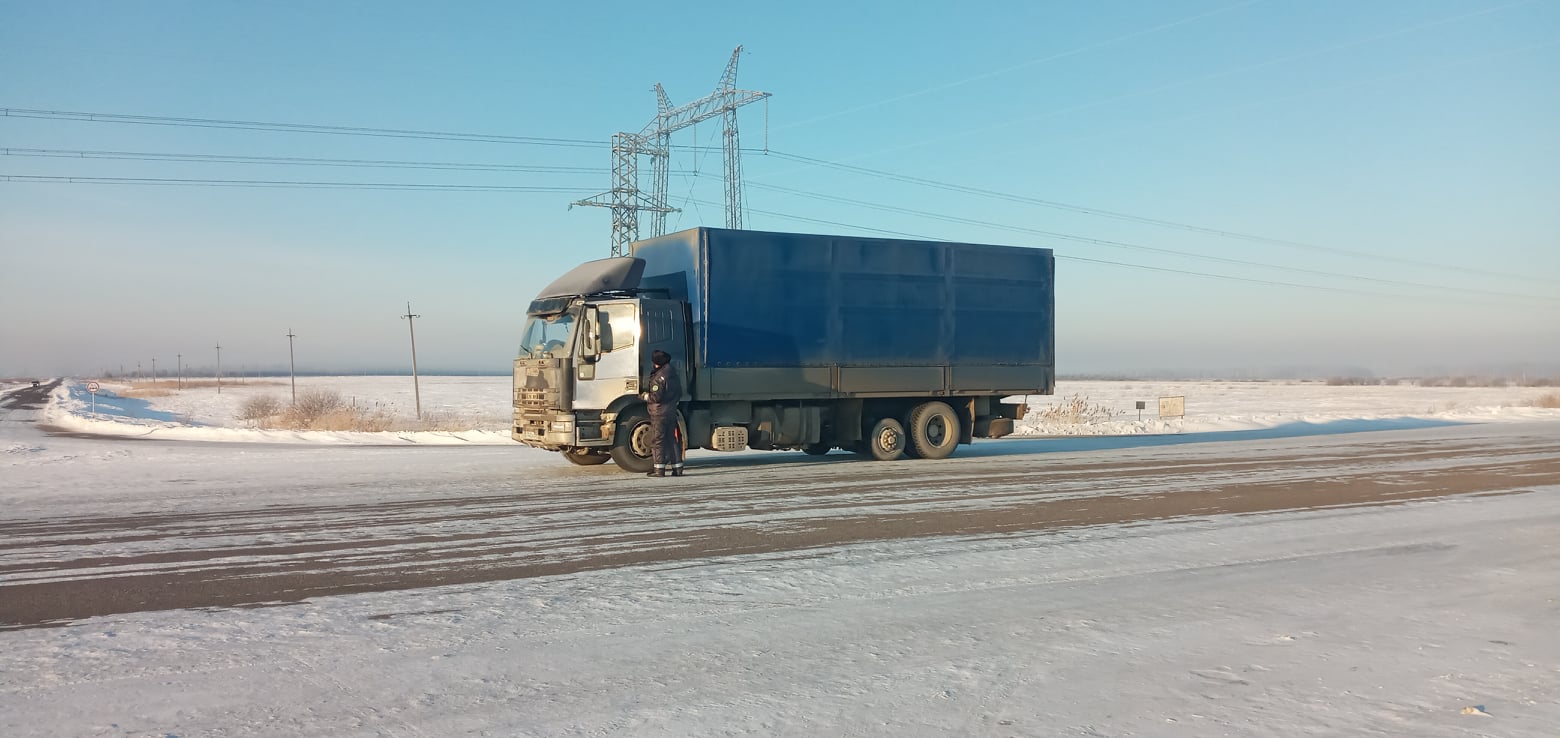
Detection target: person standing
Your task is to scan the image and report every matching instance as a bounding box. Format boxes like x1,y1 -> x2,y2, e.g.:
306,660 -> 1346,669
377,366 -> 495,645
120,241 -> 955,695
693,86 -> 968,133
641,349 -> 683,477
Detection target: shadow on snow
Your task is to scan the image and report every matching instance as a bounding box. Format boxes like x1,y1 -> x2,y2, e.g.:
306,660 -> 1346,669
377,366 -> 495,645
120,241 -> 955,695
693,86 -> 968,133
67,383 -> 187,424
686,416 -> 1469,471
960,417 -> 1467,457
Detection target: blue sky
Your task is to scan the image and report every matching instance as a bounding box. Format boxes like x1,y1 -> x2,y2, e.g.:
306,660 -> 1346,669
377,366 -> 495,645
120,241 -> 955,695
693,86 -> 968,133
2,0 -> 1556,377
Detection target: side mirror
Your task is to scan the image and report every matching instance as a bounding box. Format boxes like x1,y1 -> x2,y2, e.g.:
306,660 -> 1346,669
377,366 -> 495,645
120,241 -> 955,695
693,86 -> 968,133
581,307 -> 602,363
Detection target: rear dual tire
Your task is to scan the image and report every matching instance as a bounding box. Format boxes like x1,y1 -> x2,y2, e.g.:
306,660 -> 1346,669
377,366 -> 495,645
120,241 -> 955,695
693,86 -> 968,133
860,402 -> 960,463
907,401 -> 959,460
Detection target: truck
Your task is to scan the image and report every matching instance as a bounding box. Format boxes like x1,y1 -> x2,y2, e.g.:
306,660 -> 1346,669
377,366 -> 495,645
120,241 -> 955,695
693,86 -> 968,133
512,227 -> 1055,472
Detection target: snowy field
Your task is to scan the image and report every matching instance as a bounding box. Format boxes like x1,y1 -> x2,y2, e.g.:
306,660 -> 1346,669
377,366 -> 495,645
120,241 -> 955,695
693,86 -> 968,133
3,379 -> 1559,736
45,375 -> 515,444
37,375 -> 1560,445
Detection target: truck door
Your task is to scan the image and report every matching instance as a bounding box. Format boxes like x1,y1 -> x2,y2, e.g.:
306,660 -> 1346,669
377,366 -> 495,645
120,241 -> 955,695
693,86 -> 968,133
640,298 -> 691,400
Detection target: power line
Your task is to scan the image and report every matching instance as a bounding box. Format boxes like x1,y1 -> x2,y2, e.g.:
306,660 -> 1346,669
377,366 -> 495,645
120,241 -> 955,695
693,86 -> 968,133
694,198 -> 1382,296
3,147 -> 608,174
747,182 -> 1559,304
760,150 -> 1544,285
689,198 -> 1549,308
0,108 -> 609,148
671,121 -> 724,232
8,83 -> 1539,287
2,174 -> 598,192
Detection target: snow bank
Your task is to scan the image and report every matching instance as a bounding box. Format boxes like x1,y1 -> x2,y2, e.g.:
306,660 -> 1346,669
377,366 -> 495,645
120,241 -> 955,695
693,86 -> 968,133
41,376 -> 1560,446
44,377 -> 514,445
1016,380 -> 1560,436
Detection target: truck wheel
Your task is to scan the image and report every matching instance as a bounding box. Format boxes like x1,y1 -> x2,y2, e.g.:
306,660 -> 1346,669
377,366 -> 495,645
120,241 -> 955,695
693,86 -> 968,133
561,449 -> 610,466
801,443 -> 831,456
866,418 -> 905,461
908,401 -> 959,460
609,409 -> 655,473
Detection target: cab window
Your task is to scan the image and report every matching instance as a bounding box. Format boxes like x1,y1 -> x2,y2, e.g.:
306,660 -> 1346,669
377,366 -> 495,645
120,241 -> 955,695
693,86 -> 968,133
601,304 -> 637,352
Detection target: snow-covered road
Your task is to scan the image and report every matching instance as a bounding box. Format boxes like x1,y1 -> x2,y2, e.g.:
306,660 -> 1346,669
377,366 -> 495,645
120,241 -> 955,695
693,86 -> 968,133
3,382 -> 1559,736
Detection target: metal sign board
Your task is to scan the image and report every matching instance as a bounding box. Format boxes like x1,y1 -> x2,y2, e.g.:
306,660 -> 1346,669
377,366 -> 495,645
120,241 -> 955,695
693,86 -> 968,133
1159,396 -> 1185,418
87,382 -> 100,394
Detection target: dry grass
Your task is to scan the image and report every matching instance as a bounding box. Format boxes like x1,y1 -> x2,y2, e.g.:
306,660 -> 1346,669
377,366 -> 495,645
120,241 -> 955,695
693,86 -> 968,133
119,386 -> 175,398
238,394 -> 286,421
1033,394 -> 1122,424
116,379 -> 282,398
234,389 -> 469,432
303,408 -> 396,432
1534,392 -> 1560,409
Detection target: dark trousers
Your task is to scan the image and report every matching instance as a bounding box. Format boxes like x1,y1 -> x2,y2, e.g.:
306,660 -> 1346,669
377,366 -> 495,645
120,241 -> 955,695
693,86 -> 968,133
650,412 -> 682,470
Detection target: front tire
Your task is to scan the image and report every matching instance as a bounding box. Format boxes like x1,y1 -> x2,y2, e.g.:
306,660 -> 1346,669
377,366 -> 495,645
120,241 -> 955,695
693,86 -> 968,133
907,401 -> 959,460
801,443 -> 831,456
609,409 -> 655,473
867,417 -> 906,461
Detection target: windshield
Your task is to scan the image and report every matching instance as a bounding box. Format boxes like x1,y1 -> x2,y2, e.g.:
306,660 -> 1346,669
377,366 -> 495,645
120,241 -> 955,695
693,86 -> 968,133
518,309 -> 577,358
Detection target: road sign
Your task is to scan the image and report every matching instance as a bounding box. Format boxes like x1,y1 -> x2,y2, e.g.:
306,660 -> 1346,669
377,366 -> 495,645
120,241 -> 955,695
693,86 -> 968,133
87,382 -> 100,394
87,381 -> 100,418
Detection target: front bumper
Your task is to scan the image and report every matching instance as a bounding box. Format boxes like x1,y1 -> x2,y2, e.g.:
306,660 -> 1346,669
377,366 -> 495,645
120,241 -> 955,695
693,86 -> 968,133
512,410 -> 610,449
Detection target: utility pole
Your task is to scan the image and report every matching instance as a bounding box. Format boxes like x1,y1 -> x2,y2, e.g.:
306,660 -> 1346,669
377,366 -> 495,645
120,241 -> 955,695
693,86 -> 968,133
286,328 -> 297,404
400,303 -> 422,419
177,354 -> 183,390
137,361 -> 142,382
215,342 -> 222,395
151,357 -> 157,383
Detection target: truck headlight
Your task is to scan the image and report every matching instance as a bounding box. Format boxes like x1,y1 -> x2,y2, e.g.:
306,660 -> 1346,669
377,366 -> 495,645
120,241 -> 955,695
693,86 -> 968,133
550,420 -> 574,432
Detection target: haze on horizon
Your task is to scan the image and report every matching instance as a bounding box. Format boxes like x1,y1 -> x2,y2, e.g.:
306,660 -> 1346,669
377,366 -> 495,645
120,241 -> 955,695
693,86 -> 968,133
2,1 -> 1556,379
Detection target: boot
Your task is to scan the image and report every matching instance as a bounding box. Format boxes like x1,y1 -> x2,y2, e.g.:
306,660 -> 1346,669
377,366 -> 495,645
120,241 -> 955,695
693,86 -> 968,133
647,469 -> 664,478
671,468 -> 684,477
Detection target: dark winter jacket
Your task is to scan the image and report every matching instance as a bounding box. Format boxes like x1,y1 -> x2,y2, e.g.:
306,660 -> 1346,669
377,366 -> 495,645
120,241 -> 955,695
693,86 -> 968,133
643,362 -> 681,417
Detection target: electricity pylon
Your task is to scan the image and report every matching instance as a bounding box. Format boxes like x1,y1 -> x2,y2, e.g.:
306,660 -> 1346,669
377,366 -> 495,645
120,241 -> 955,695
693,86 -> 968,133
574,46 -> 771,256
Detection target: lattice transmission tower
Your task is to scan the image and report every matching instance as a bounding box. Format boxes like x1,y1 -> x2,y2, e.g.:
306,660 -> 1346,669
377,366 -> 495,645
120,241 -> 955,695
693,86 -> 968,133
573,46 -> 771,256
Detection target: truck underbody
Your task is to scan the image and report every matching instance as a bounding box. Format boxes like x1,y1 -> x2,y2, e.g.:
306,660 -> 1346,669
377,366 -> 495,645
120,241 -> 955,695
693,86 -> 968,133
515,354 -> 1034,473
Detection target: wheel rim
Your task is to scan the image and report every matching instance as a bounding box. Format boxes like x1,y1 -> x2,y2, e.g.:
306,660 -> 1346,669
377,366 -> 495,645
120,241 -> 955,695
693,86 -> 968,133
630,421 -> 653,458
926,416 -> 947,445
877,425 -> 900,452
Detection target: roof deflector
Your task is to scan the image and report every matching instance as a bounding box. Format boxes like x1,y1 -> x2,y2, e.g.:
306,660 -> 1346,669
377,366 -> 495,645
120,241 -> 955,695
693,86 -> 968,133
534,257 -> 645,299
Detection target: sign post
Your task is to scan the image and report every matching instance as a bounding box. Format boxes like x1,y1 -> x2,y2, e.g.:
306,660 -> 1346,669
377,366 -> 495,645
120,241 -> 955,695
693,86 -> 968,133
87,381 -> 100,418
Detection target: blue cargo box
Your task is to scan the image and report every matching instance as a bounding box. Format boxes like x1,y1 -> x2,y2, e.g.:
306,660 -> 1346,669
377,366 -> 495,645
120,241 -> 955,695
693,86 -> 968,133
633,228 -> 1053,382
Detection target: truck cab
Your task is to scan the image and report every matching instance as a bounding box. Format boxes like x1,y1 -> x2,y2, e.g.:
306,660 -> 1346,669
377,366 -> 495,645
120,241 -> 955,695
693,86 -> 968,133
512,257 -> 687,472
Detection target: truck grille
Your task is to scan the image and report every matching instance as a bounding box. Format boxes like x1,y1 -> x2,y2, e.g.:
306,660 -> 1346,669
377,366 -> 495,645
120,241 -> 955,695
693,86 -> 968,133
513,358 -> 570,411
514,387 -> 553,410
